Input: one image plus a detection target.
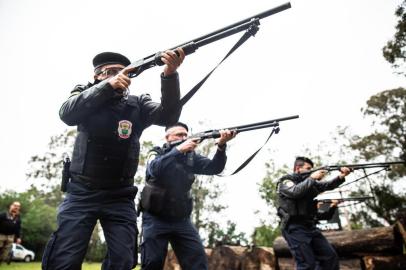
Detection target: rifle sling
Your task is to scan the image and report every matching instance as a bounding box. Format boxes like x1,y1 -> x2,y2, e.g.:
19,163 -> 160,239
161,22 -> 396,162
218,126 -> 279,177
180,24 -> 257,106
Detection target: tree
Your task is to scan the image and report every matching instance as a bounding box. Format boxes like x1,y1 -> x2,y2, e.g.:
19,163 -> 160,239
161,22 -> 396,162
251,223 -> 280,247
190,140 -> 228,243
383,0 -> 406,76
0,189 -> 57,260
85,222 -> 107,262
206,220 -> 248,247
347,88 -> 406,225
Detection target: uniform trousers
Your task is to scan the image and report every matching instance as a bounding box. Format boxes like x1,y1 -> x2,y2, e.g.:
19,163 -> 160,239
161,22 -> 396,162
140,212 -> 207,270
42,180 -> 138,270
282,223 -> 339,270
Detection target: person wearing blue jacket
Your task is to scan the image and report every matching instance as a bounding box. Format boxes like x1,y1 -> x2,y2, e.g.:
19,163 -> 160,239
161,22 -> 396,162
139,122 -> 235,270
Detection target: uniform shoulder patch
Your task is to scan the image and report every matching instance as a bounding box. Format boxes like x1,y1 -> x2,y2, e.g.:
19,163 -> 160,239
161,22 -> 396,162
69,84 -> 88,97
282,179 -> 295,188
146,148 -> 161,164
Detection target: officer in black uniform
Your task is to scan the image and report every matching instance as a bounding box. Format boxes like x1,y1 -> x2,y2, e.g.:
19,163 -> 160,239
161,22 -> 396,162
42,49 -> 185,270
139,122 -> 236,270
276,156 -> 351,270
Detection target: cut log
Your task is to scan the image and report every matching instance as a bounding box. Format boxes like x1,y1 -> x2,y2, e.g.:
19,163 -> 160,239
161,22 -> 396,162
240,246 -> 276,270
163,248 -> 213,270
276,257 -> 294,270
277,257 -> 362,270
339,258 -> 363,270
363,255 -> 406,270
205,247 -> 213,259
273,226 -> 402,257
163,249 -> 180,270
395,221 -> 406,245
208,245 -> 247,270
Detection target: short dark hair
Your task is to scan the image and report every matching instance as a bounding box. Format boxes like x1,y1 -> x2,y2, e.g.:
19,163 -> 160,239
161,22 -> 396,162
294,156 -> 314,170
165,122 -> 189,132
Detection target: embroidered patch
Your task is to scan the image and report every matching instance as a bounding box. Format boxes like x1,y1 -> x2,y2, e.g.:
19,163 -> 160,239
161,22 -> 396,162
146,152 -> 157,164
118,120 -> 132,139
282,180 -> 295,188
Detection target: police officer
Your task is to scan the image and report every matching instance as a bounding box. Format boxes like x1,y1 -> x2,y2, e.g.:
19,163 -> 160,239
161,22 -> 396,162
139,122 -> 236,270
276,156 -> 351,270
42,49 -> 185,270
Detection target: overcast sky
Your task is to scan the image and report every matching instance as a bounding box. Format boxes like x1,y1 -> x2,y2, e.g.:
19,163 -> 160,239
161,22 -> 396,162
0,0 -> 404,235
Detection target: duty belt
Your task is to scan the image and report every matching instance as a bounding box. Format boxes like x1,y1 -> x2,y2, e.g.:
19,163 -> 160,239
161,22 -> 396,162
72,174 -> 134,190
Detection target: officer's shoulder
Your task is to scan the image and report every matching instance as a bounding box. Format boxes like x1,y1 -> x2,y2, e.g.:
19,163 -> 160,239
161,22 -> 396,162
146,146 -> 163,163
278,174 -> 295,187
70,83 -> 90,97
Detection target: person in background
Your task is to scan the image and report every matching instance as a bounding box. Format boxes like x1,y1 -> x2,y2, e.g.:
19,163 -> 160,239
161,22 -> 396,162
0,201 -> 22,264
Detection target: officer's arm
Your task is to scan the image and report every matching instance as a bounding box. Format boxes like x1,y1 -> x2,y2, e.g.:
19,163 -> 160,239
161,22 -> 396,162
279,177 -> 317,199
139,72 -> 182,128
193,146 -> 227,175
59,81 -> 116,126
147,147 -> 184,179
314,176 -> 345,192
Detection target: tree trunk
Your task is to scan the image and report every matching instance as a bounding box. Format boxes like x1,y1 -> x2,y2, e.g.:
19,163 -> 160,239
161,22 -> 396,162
363,255 -> 406,270
163,248 -> 213,270
208,245 -> 247,270
276,257 -> 362,270
273,226 -> 402,257
241,246 -> 276,270
163,249 -> 180,270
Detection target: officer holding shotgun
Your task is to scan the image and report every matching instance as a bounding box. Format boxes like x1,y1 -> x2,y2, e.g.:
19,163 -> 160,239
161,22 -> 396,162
276,156 -> 352,270
139,122 -> 236,270
42,49 -> 185,270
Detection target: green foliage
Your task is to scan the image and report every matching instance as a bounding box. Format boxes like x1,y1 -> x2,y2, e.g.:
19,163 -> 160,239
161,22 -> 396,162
347,88 -> 406,225
350,88 -> 406,170
26,129 -> 76,199
85,222 -> 107,262
206,220 -> 248,248
191,140 -> 227,239
383,0 -> 406,75
134,141 -> 154,185
0,189 -> 57,260
251,223 -> 281,247
258,160 -> 289,209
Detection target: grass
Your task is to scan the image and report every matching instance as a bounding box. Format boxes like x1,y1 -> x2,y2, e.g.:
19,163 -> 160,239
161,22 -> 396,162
0,262 -> 141,269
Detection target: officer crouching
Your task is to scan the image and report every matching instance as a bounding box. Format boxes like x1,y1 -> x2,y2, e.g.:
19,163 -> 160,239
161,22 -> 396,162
139,122 -> 236,270
277,156 -> 351,270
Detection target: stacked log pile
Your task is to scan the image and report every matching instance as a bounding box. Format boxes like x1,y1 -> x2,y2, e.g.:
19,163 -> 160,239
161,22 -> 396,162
274,223 -> 406,270
164,245 -> 277,270
163,223 -> 406,269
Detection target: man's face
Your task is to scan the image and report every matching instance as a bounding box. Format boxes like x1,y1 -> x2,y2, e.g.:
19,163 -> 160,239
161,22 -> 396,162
94,64 -> 125,81
9,202 -> 21,216
296,162 -> 313,174
165,126 -> 188,143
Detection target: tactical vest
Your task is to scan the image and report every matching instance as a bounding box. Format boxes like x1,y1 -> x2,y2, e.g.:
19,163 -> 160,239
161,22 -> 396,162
70,94 -> 143,186
140,145 -> 195,218
277,174 -> 318,221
